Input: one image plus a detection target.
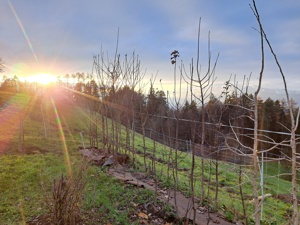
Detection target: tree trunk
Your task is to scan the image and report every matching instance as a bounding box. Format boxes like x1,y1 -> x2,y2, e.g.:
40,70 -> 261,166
291,125 -> 299,224
18,115 -> 24,153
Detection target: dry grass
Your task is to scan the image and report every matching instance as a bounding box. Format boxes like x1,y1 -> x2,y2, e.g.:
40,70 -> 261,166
41,162 -> 87,225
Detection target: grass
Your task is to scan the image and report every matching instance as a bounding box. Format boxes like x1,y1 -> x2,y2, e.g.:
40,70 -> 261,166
83,166 -> 156,224
132,140 -> 295,223
0,89 -> 162,224
0,154 -> 67,224
0,154 -> 158,225
0,88 -> 297,224
111,123 -> 295,223
80,92 -> 296,223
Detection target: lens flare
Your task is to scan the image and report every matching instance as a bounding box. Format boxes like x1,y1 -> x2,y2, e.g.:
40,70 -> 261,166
0,94 -> 30,153
51,97 -> 72,177
6,62 -> 28,76
7,0 -> 38,63
27,74 -> 56,85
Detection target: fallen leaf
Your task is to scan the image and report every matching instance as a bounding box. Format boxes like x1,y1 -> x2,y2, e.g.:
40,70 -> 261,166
138,212 -> 149,219
131,202 -> 138,207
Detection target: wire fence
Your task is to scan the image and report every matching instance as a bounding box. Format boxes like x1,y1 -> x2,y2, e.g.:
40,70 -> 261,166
63,86 -> 299,223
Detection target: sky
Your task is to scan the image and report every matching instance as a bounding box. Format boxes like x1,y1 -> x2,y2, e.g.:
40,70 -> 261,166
0,0 -> 299,102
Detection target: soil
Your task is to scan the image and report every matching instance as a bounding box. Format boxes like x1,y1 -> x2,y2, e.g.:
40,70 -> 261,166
81,147 -> 235,225
28,147 -> 236,224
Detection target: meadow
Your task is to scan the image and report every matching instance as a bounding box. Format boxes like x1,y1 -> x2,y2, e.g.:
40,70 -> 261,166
0,87 -> 297,224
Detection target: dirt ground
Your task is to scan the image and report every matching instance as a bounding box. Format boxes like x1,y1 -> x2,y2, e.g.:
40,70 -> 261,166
81,147 -> 235,225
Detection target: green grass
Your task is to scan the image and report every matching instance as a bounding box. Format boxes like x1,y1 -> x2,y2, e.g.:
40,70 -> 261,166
0,154 -> 67,224
83,166 -> 156,225
0,90 -> 160,224
0,89 -> 297,224
132,140 -> 294,224
82,99 -> 296,223
0,154 -> 158,225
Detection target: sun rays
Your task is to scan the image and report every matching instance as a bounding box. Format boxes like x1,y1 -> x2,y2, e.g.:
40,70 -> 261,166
7,0 -> 38,63
0,93 -> 30,154
26,74 -> 56,85
0,89 -> 74,175
50,97 -> 73,177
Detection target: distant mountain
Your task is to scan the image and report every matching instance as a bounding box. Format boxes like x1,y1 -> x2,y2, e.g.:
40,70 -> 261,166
261,88 -> 300,105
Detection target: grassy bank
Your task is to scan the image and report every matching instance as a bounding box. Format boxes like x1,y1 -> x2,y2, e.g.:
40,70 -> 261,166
0,89 -> 297,224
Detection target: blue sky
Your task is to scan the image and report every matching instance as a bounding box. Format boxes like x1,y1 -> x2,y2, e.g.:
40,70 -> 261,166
1,0 -> 299,101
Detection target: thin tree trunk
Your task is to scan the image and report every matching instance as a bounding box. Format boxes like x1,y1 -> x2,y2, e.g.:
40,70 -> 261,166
251,2 -> 265,223
200,106 -> 205,205
191,137 -> 196,224
291,127 -> 299,224
215,160 -> 219,209
251,1 -> 299,223
142,124 -> 147,171
239,165 -> 248,225
41,104 -> 47,138
18,115 -> 24,153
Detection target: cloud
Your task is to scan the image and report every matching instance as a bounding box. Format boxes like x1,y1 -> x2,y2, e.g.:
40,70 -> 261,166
1,0 -> 299,105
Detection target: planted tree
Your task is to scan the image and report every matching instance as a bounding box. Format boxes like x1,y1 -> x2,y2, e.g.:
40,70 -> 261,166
184,19 -> 219,209
251,1 -> 300,223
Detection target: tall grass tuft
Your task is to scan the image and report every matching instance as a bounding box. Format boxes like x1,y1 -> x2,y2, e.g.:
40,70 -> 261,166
42,163 -> 87,225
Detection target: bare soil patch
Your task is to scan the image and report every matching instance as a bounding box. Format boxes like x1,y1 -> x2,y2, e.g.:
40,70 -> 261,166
81,147 -> 235,225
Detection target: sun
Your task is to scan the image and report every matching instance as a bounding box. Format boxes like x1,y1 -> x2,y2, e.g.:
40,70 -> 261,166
27,73 -> 56,85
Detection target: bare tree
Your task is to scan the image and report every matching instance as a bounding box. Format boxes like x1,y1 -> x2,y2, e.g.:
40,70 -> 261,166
92,31 -> 124,153
93,54 -> 109,149
184,19 -> 219,208
122,52 -> 146,162
205,94 -> 228,210
250,1 -> 300,223
18,112 -> 24,152
170,49 -> 191,215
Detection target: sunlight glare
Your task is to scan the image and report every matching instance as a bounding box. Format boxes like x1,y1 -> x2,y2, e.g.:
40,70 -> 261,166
51,97 -> 73,178
27,74 -> 56,85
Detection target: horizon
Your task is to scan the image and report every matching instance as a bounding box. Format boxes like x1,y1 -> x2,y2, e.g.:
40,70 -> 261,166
1,0 -> 299,103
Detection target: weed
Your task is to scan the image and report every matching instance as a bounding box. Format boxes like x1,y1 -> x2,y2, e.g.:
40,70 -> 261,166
41,162 -> 87,224
44,163 -> 87,225
249,218 -> 278,225
225,210 -> 234,222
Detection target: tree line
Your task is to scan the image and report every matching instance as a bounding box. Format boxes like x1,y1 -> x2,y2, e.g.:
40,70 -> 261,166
63,76 -> 299,158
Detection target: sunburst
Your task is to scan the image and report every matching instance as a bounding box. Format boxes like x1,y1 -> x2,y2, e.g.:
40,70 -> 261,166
27,73 -> 56,85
